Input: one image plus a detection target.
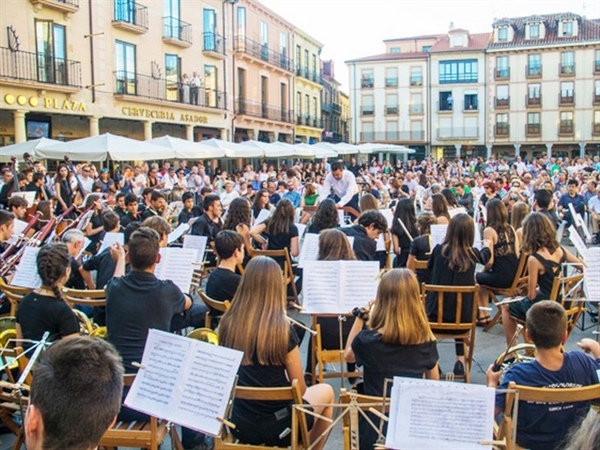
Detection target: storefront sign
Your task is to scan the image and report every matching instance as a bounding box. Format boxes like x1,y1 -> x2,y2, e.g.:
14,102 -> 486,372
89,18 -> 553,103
3,94 -> 87,112
121,107 -> 208,124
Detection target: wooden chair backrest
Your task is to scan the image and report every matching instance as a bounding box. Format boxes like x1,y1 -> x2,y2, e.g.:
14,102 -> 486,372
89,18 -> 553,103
198,290 -> 231,314
63,288 -> 107,308
509,253 -> 530,293
247,247 -> 294,280
422,284 -> 479,330
547,272 -> 585,335
413,259 -> 428,270
0,279 -> 32,316
339,389 -> 390,449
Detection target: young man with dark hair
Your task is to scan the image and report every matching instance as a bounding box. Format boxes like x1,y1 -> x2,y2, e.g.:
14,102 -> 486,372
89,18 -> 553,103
533,189 -> 560,229
113,192 -> 127,219
7,196 -> 28,220
557,178 -> 586,228
141,190 -> 168,220
191,194 -> 223,266
142,216 -> 170,248
24,336 -> 124,450
138,187 -> 154,215
205,230 -> 244,303
487,301 -> 600,450
178,191 -> 203,226
26,172 -> 50,201
341,210 -> 388,262
120,193 -> 141,230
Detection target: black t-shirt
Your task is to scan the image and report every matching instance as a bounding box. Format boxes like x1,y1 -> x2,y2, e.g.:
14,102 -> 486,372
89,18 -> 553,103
15,292 -> 79,349
190,214 -> 222,244
178,207 -> 203,226
205,267 -> 241,302
265,224 -> 298,252
120,212 -> 141,230
114,206 -> 128,219
83,247 -> 116,290
141,208 -> 160,221
65,257 -> 86,290
106,271 -> 186,370
352,329 -> 439,396
86,214 -> 105,254
409,235 -> 432,284
341,225 -> 376,261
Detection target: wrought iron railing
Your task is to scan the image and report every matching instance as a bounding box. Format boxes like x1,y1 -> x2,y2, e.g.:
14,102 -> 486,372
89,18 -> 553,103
203,32 -> 225,54
235,98 -> 293,123
114,0 -> 148,29
163,16 -> 192,45
0,47 -> 81,87
233,36 -> 293,72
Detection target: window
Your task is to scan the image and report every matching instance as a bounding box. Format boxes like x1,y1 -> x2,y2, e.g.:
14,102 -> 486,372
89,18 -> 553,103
361,70 -> 373,89
362,122 -> 374,141
115,40 -> 136,94
260,21 -> 268,61
439,59 -> 478,83
450,35 -> 465,47
495,85 -> 509,108
529,23 -> 540,39
410,67 -> 423,86
313,97 -> 318,120
560,81 -> 574,104
527,112 -> 540,124
304,49 -> 309,77
527,54 -> 542,77
296,45 -> 301,74
560,51 -> 574,75
390,47 -> 400,53
36,20 -> 67,84
497,27 -> 508,42
410,93 -> 423,114
594,111 -> 600,135
237,67 -> 246,99
595,80 -> 600,102
280,32 -> 287,61
422,45 -> 431,52
165,54 -> 180,101
562,21 -> 573,36
296,91 -> 302,119
236,6 -> 246,42
312,54 -> 317,80
496,56 -> 509,78
385,67 -> 398,88
164,0 -> 181,40
361,95 -> 374,116
495,113 -> 509,136
386,121 -> 398,140
203,9 -> 217,51
528,83 -> 541,99
115,0 -> 136,24
204,65 -> 217,107
560,111 -> 573,134
464,93 -> 478,111
386,94 -> 398,115
411,120 -> 423,140
527,112 -> 541,135
439,91 -> 453,111
595,50 -> 600,73
305,94 -> 310,119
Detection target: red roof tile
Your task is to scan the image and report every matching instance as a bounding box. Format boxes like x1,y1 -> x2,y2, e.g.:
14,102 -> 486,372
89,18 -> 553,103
430,32 -> 491,52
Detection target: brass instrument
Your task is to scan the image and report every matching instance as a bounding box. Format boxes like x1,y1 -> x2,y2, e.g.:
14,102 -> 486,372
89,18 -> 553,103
187,327 -> 219,344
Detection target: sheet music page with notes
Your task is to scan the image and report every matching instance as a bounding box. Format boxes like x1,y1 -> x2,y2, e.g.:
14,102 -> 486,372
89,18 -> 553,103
155,248 -> 197,293
168,223 -> 190,244
430,224 -> 448,249
302,261 -> 379,314
98,232 -> 124,254
11,246 -> 42,289
298,234 -> 354,268
7,219 -> 28,245
584,247 -> 600,303
183,235 -> 208,263
124,329 -> 243,436
386,377 -> 494,450
254,208 -> 271,226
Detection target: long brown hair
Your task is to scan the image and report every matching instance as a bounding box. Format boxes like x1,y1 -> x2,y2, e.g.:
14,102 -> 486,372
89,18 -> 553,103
317,229 -> 356,261
511,201 -> 530,230
431,193 -> 450,221
369,269 -> 435,345
218,256 -> 289,365
265,198 -> 295,235
441,213 -> 478,272
223,197 -> 251,230
521,212 -> 559,254
485,198 -> 510,234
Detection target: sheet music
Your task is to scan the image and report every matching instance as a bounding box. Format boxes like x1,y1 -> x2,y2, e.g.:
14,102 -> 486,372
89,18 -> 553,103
474,221 -> 482,250
302,261 -> 379,314
182,235 -> 208,263
297,234 -> 354,268
338,209 -> 346,226
254,209 -> 271,226
155,248 -> 197,293
430,224 -> 448,249
386,377 -> 494,450
449,206 -> 467,218
568,226 -> 588,257
7,219 -> 28,245
168,223 -> 190,244
296,223 -> 306,238
125,329 -> 243,436
584,247 -> 600,303
380,209 -> 394,229
11,246 -> 42,289
10,191 -> 35,207
98,232 -> 124,254
376,233 -> 386,251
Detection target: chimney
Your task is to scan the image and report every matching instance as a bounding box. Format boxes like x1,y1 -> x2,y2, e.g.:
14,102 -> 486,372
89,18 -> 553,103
449,21 -> 455,31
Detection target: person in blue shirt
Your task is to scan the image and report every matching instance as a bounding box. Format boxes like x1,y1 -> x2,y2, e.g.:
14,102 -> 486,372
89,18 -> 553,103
557,178 -> 586,228
282,181 -> 300,208
486,301 -> 600,450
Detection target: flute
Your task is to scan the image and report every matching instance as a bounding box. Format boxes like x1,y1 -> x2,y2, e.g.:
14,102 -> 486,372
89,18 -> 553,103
286,315 -> 316,336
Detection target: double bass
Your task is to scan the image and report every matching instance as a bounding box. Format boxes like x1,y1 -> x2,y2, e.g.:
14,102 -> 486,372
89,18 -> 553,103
63,156 -> 87,207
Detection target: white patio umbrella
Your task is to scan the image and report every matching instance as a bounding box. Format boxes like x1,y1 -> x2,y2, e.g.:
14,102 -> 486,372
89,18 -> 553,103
333,142 -> 359,155
149,135 -> 225,159
312,142 -> 340,158
357,143 -> 415,155
200,138 -> 263,158
41,133 -> 175,161
240,140 -> 298,158
0,138 -> 63,162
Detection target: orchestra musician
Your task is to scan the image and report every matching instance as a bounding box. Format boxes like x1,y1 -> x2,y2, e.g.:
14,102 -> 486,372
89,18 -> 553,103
141,190 -> 168,221
113,192 -> 127,220
7,196 -> 28,221
120,193 -> 141,230
54,164 -> 74,217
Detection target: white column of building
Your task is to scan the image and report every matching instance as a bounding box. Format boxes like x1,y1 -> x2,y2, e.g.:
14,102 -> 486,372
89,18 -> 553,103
220,128 -> 227,141
89,116 -> 100,136
455,144 -> 461,158
514,143 -> 521,157
143,121 -> 154,141
579,142 -> 586,159
186,125 -> 194,141
546,143 -> 553,160
486,144 -> 492,159
13,110 -> 26,144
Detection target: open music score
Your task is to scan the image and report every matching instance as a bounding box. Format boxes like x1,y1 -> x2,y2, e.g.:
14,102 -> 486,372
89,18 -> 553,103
302,261 -> 379,314
155,247 -> 198,293
297,234 -> 354,269
10,191 -> 36,207
386,377 -> 495,450
569,226 -> 600,302
168,223 -> 190,244
430,223 -> 482,250
125,329 -> 243,436
182,235 -> 208,264
254,208 -> 271,226
11,246 -> 42,289
98,232 -> 124,254
6,219 -> 29,245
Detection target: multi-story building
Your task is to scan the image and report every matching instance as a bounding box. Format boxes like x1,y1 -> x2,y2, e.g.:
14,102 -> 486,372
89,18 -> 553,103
0,0 -> 231,146
346,35 -> 439,160
429,27 -> 489,160
321,60 -> 345,143
339,90 -> 350,144
293,29 -> 323,143
487,13 -> 600,159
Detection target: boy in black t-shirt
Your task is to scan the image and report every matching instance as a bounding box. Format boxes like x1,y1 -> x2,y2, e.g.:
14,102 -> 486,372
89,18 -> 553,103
206,230 -> 244,303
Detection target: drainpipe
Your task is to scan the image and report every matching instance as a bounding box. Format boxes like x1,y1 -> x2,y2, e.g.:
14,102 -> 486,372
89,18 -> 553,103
88,0 -> 96,103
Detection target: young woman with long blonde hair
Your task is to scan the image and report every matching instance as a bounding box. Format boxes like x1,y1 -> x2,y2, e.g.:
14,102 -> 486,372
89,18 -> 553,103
219,257 -> 333,449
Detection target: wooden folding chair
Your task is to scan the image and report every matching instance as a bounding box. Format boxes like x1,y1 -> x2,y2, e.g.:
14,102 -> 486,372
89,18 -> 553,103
100,374 -> 183,450
548,272 -> 585,339
198,290 -> 231,329
215,379 -> 310,450
310,315 -> 361,386
496,382 -> 600,450
481,253 -> 529,332
63,288 -> 107,309
0,345 -> 29,448
246,248 -> 299,304
0,279 -> 31,316
339,389 -> 390,450
422,284 -> 479,383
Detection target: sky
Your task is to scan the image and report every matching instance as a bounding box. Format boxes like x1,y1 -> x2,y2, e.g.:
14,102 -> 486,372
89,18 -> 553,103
259,0 -> 600,91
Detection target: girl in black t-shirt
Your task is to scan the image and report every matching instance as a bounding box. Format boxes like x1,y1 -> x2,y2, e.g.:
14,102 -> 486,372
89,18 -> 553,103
391,198 -> 418,268
16,243 -> 79,348
306,198 -> 339,234
83,194 -> 105,254
407,212 -> 436,284
219,257 -> 333,449
250,198 -> 299,259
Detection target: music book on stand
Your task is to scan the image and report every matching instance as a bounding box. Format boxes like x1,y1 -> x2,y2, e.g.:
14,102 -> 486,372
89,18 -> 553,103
155,248 -> 198,293
11,246 -> 42,289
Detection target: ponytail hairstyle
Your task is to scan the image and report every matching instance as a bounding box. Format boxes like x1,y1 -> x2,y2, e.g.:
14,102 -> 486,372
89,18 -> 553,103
37,243 -> 71,301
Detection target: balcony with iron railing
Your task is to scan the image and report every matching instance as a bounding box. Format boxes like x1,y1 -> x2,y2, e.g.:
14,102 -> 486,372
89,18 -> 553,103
322,103 -> 341,114
360,131 -> 425,142
526,124 -> 541,136
593,123 -> 600,136
114,71 -> 226,110
385,105 -> 399,116
494,67 -> 510,80
203,32 -> 226,58
163,16 -> 192,47
526,95 -> 542,108
235,98 -> 293,123
409,104 -> 424,115
385,77 -> 398,88
437,127 -> 479,140
361,78 -> 374,89
463,102 -> 478,112
113,1 -> 148,33
0,47 -> 81,91
558,122 -> 574,136
495,96 -> 510,109
595,60 -> 600,74
233,36 -> 293,73
526,65 -> 542,78
410,76 -> 423,87
360,106 -> 374,116
559,92 -> 575,106
494,124 -> 510,137
559,63 -> 575,76
594,93 -> 600,105
29,0 -> 79,13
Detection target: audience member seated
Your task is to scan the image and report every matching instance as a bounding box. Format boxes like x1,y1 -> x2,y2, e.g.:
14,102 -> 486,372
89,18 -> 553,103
487,301 -> 600,450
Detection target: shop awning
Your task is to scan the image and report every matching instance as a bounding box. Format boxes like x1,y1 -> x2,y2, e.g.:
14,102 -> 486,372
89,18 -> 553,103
0,138 -> 63,162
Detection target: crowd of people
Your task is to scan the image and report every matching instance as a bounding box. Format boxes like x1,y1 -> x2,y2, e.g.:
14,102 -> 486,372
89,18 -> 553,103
1,151 -> 600,450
